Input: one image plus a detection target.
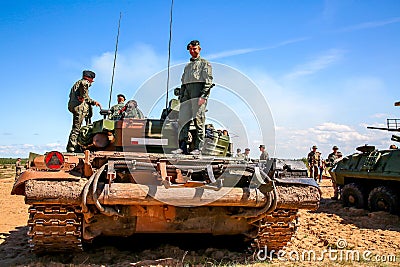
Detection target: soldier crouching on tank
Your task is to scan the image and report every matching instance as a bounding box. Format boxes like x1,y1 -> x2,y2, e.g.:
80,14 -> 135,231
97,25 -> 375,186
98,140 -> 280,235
66,70 -> 102,152
173,40 -> 213,155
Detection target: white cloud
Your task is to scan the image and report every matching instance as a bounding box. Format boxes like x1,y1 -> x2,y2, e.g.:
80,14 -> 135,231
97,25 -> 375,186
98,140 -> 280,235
206,37 -> 309,60
283,49 -> 345,80
338,17 -> 400,32
0,143 -> 64,158
91,44 -> 167,97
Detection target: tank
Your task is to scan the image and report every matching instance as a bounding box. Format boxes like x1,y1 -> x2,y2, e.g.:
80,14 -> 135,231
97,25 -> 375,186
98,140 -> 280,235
330,101 -> 400,214
11,95 -> 321,254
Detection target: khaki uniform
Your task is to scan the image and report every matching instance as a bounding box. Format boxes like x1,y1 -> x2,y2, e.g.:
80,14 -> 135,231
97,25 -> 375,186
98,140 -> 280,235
109,102 -> 125,120
327,151 -> 341,198
178,57 -> 213,150
15,160 -> 22,176
260,150 -> 269,160
66,79 -> 97,152
307,151 -> 321,180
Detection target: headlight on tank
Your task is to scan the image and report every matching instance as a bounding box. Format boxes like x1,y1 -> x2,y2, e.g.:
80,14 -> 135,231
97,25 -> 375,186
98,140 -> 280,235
92,133 -> 109,148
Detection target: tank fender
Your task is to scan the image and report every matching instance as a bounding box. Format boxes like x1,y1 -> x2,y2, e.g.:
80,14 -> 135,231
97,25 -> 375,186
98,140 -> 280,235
11,170 -> 81,195
274,177 -> 319,188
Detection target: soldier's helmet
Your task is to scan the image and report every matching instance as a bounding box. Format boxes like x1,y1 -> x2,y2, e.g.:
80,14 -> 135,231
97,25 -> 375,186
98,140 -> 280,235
259,145 -> 265,149
187,40 -> 200,50
82,70 -> 96,79
332,145 -> 339,150
312,145 -> 318,149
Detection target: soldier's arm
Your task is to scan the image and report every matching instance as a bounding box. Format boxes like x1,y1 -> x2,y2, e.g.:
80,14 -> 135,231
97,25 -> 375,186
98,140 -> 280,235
200,61 -> 213,99
79,81 -> 101,107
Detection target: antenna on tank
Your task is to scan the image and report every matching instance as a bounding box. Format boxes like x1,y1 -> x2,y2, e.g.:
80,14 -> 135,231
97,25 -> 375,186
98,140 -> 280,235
108,12 -> 122,109
165,0 -> 174,110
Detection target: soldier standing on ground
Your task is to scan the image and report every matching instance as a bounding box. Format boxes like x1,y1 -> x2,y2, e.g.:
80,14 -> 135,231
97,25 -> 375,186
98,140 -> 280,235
259,145 -> 269,160
66,70 -> 101,152
109,94 -> 126,120
307,145 -> 321,181
15,158 -> 22,177
175,40 -> 213,155
326,146 -> 342,200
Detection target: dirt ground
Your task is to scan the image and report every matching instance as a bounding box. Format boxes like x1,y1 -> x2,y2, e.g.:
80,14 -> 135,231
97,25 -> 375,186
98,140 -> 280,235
0,164 -> 399,267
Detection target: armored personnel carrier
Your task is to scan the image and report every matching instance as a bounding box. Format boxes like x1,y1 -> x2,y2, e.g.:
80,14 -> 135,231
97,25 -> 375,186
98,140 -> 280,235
12,95 -> 320,254
330,101 -> 400,214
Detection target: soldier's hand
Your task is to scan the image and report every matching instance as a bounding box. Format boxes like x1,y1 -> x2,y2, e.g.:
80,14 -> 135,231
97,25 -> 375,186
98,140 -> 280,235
198,97 -> 206,106
94,101 -> 102,108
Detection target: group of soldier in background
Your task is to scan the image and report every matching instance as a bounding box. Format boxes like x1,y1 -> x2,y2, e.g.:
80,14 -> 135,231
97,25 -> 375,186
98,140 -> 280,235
235,145 -> 270,161
307,145 -> 343,200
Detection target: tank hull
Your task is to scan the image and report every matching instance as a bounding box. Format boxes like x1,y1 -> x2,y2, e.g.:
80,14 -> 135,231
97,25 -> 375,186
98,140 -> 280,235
13,151 -> 320,253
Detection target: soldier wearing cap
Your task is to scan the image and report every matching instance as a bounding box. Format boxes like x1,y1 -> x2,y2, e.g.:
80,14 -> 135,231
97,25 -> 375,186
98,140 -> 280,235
235,148 -> 242,157
66,70 -> 101,152
109,94 -> 126,120
307,145 -> 321,181
243,148 -> 251,161
259,145 -> 269,160
326,145 -> 342,200
175,40 -> 213,155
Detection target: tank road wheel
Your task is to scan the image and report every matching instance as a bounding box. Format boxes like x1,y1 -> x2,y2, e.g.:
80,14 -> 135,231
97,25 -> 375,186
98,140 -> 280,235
368,186 -> 399,214
253,209 -> 298,253
341,183 -> 365,209
27,205 -> 83,254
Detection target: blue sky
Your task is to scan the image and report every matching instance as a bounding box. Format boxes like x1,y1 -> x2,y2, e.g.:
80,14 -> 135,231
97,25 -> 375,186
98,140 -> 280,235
1,0 -> 399,159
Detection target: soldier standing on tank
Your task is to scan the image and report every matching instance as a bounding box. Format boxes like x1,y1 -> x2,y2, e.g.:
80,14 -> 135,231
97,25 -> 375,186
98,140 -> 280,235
307,145 -> 321,181
243,148 -> 251,161
326,145 -> 341,200
174,40 -> 213,155
66,70 -> 101,152
259,145 -> 269,160
235,148 -> 242,157
109,94 -> 126,120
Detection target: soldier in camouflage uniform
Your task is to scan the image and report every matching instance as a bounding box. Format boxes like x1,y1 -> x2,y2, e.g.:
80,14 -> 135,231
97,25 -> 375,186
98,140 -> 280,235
175,40 -> 213,155
259,144 -> 270,160
109,94 -> 126,120
66,70 -> 101,152
307,145 -> 321,181
326,145 -> 341,200
121,100 -> 145,119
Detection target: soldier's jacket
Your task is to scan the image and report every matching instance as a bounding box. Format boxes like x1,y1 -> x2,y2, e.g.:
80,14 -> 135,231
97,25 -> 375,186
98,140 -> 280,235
307,151 -> 321,166
260,151 -> 269,160
326,151 -> 341,167
123,100 -> 145,119
181,57 -> 213,99
109,102 -> 125,120
68,79 -> 96,108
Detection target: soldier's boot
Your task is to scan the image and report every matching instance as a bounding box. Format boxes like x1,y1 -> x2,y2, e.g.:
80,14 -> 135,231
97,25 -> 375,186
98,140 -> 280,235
331,187 -> 339,200
171,141 -> 189,155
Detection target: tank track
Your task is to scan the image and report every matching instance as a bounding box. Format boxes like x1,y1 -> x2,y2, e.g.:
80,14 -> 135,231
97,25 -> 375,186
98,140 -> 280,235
253,209 -> 298,252
27,205 -> 83,253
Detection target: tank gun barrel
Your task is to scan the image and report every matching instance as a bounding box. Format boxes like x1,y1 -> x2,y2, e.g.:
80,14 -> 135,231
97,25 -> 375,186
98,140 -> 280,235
367,119 -> 400,132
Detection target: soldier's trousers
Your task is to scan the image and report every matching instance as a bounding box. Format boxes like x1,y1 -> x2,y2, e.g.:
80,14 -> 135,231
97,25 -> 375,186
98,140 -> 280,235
67,103 -> 88,152
178,83 -> 207,150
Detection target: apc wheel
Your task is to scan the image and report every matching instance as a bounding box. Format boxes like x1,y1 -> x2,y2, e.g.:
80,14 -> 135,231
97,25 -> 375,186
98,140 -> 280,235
368,186 -> 399,214
341,183 -> 365,209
